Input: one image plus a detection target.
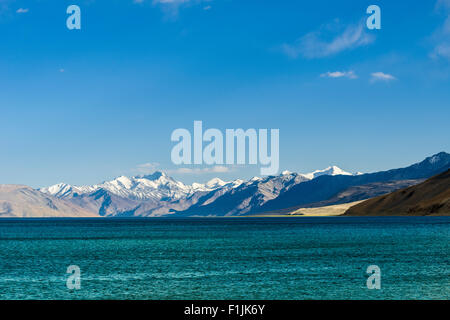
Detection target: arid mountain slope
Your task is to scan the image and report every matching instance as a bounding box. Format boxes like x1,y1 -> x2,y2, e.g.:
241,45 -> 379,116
345,169 -> 450,216
0,185 -> 97,217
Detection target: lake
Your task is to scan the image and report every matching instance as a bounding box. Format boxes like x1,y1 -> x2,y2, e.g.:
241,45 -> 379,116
0,217 -> 448,299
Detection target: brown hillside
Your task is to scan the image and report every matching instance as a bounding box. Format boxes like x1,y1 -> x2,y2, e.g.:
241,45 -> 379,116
345,169 -> 450,216
0,185 -> 98,217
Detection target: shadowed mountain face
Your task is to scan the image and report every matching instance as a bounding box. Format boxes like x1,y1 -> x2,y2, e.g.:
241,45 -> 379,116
0,185 -> 96,217
253,152 -> 450,215
264,179 -> 423,215
345,169 -> 450,216
174,152 -> 450,216
303,180 -> 424,207
66,188 -> 213,217
174,172 -> 310,216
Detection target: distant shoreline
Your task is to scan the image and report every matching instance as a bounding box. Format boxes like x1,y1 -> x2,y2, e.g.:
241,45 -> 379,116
1,215 -> 449,219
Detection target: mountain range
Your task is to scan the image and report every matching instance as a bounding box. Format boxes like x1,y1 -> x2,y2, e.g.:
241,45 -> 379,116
39,165 -> 355,217
251,152 -> 450,215
1,152 -> 449,217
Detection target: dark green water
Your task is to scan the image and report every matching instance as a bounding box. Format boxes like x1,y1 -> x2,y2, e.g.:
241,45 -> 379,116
0,217 -> 448,300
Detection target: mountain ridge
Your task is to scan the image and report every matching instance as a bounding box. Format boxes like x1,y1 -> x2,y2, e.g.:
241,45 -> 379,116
38,165 -> 356,217
40,171 -> 244,201
0,185 -> 96,217
345,169 -> 450,216
2,152 -> 448,217
253,152 -> 450,215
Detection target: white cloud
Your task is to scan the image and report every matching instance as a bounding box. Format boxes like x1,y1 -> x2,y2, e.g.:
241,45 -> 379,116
169,166 -> 233,174
370,72 -> 396,82
133,163 -> 233,176
432,43 -> 450,59
320,71 -> 358,79
134,162 -> 160,174
150,0 -> 192,18
153,0 -> 189,4
16,8 -> 28,13
0,0 -> 11,15
430,2 -> 450,60
282,21 -> 374,59
146,0 -> 212,18
436,0 -> 450,11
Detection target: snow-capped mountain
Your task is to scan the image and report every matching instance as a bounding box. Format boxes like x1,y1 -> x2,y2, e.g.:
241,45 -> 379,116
177,171 -> 312,216
175,166 -> 358,216
257,152 -> 450,214
39,166 -> 355,217
32,152 -> 450,217
41,171 -> 243,202
300,166 -> 353,180
175,153 -> 450,216
41,166 -> 354,201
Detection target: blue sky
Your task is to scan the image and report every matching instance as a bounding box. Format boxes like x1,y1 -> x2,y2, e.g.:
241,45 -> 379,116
1,0 -> 450,187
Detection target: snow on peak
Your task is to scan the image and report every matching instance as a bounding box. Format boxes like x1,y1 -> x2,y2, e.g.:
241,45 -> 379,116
421,152 -> 449,165
40,183 -> 74,198
41,165 -> 358,203
112,176 -> 133,189
229,179 -> 244,188
205,178 -> 227,188
429,154 -> 441,164
327,165 -> 352,175
41,171 -> 233,201
301,166 -> 353,180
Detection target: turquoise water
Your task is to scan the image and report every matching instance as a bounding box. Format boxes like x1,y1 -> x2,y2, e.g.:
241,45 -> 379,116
0,217 -> 448,300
